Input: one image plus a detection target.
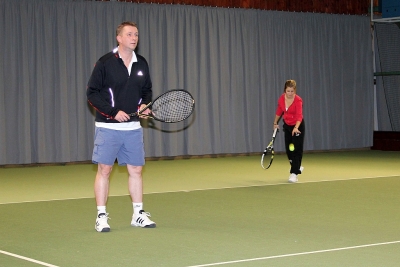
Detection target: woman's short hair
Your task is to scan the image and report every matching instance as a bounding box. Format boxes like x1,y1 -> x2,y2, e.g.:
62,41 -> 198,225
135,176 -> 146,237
284,80 -> 297,92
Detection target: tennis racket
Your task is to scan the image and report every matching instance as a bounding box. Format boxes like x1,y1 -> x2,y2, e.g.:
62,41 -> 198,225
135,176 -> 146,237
261,128 -> 278,169
129,89 -> 195,123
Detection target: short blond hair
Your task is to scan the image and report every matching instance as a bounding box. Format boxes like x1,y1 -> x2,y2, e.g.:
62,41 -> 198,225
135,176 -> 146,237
116,21 -> 138,36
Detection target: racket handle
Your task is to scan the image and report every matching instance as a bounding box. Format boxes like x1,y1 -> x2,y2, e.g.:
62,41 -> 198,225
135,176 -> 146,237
129,102 -> 151,117
129,112 -> 139,117
272,127 -> 278,137
136,102 -> 152,116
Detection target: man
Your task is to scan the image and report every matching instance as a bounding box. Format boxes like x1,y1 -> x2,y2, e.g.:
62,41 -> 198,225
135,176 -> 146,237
87,21 -> 156,232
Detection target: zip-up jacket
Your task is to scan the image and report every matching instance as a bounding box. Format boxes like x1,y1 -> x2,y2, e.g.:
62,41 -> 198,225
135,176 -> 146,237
275,94 -> 303,126
86,51 -> 152,123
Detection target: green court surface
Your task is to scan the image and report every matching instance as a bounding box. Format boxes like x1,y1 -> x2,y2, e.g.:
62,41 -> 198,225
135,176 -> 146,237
1,150 -> 400,266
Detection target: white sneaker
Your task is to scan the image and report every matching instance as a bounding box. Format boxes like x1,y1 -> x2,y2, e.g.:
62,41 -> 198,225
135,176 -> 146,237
288,173 -> 298,183
95,213 -> 110,232
131,210 -> 156,228
299,166 -> 304,173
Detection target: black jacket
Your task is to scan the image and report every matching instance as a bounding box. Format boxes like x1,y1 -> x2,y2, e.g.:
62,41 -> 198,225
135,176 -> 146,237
87,51 -> 152,123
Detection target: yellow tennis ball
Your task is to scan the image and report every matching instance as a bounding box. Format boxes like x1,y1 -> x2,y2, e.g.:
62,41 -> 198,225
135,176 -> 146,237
289,143 -> 295,151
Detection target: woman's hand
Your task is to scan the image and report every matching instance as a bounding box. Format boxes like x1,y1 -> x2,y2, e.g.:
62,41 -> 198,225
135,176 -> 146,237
292,127 -> 301,136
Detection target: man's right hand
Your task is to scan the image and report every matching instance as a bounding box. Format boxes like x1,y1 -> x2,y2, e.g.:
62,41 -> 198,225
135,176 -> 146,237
114,110 -> 130,122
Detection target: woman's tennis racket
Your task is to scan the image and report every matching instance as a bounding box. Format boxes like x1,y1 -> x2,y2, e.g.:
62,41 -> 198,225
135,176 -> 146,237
129,89 -> 195,123
261,128 -> 278,169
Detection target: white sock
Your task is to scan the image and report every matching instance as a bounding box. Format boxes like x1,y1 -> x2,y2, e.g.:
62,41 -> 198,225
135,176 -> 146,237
133,202 -> 143,216
97,206 -> 106,216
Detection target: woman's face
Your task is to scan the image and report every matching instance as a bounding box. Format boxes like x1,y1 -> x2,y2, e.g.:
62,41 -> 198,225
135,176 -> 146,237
285,86 -> 296,99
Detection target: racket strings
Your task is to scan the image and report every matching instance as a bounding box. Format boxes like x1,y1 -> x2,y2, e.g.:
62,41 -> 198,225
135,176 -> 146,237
151,91 -> 194,122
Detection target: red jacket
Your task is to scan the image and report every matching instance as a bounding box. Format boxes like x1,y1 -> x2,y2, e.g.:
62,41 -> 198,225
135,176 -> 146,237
275,94 -> 303,126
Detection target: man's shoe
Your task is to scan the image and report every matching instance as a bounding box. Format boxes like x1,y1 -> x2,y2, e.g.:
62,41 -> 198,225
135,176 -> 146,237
131,210 -> 156,228
95,213 -> 110,232
288,173 -> 298,183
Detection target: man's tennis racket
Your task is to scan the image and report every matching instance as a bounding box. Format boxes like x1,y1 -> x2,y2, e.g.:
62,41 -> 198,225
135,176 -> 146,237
261,128 -> 278,169
129,89 -> 195,123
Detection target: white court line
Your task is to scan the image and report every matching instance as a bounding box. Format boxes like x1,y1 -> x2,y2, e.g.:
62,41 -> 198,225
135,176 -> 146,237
146,174 -> 400,194
0,174 -> 399,205
185,240 -> 400,267
0,250 -> 59,267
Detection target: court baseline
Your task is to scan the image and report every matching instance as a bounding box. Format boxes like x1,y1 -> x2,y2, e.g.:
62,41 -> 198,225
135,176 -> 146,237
0,174 -> 398,205
185,240 -> 400,267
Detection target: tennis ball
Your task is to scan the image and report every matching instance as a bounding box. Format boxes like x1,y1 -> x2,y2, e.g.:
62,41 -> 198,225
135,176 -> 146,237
289,143 -> 295,151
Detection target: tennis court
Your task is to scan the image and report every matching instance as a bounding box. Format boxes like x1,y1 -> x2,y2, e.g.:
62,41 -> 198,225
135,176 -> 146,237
1,150 -> 400,266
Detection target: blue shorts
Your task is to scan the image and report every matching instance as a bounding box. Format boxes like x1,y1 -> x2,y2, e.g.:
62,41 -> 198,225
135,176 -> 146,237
92,127 -> 145,166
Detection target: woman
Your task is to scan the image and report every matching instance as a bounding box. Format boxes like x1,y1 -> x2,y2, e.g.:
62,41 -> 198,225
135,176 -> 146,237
273,80 -> 305,183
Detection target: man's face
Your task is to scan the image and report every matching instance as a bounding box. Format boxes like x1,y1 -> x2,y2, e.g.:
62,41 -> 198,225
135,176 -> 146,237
117,25 -> 138,51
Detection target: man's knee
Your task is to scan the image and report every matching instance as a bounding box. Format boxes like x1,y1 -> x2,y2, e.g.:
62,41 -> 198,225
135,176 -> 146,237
98,164 -> 113,177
